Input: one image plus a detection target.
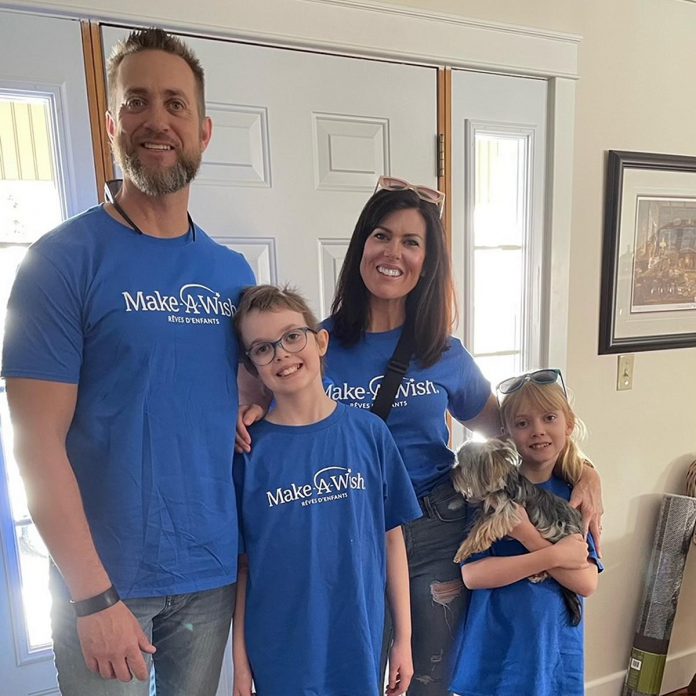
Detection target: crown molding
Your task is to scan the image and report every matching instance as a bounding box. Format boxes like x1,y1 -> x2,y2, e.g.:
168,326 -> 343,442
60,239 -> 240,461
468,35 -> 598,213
1,0 -> 580,78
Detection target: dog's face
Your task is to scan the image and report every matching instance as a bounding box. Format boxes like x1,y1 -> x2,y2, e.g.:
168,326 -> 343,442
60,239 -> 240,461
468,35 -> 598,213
452,439 -> 520,501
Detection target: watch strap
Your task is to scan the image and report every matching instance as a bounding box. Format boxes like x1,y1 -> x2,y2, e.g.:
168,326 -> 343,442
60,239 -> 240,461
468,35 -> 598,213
70,585 -> 121,617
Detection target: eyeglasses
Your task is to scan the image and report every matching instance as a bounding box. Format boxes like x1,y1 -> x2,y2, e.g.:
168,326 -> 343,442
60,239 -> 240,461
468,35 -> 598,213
374,176 -> 446,217
245,327 -> 318,366
496,368 -> 567,400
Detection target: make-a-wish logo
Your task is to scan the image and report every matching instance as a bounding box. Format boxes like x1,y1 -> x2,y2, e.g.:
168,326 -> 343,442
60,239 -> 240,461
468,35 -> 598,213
121,284 -> 237,325
325,375 -> 440,409
266,466 -> 366,508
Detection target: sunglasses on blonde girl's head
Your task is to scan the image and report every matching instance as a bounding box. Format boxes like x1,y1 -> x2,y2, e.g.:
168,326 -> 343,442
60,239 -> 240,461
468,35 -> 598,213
496,368 -> 568,401
374,176 -> 446,217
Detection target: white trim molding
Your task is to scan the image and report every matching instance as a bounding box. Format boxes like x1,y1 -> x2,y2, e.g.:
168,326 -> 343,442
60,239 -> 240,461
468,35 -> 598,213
4,0 -> 580,78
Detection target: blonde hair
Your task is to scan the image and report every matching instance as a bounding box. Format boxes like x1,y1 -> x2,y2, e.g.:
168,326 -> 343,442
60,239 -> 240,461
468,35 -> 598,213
499,381 -> 589,485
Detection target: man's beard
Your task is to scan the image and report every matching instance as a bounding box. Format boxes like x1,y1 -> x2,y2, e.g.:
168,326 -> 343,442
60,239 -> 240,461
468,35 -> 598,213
114,136 -> 202,197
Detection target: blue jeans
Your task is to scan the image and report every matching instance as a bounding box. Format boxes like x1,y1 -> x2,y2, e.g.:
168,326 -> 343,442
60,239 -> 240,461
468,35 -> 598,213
405,479 -> 470,696
50,581 -> 235,696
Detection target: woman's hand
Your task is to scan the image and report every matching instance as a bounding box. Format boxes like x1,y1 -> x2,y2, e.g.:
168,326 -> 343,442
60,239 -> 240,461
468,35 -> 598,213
569,464 -> 604,556
235,404 -> 266,453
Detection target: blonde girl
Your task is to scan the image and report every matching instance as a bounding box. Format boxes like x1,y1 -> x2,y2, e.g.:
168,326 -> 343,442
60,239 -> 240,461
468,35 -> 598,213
449,369 -> 603,696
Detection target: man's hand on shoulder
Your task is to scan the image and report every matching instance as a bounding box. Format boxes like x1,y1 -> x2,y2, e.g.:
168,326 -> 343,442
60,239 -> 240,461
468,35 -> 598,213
77,601 -> 156,681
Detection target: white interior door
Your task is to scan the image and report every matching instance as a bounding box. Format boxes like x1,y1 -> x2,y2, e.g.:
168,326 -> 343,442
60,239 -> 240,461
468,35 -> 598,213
102,26 -> 437,696
0,10 -> 97,696
449,69 -> 547,445
102,26 -> 438,320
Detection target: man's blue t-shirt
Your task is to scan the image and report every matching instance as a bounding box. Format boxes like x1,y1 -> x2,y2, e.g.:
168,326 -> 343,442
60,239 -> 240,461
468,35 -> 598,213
449,476 -> 603,696
234,403 -> 421,696
323,323 -> 491,497
1,206 -> 255,598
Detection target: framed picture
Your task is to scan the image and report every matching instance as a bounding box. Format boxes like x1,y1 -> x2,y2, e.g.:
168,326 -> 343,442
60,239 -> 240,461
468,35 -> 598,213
599,150 -> 696,354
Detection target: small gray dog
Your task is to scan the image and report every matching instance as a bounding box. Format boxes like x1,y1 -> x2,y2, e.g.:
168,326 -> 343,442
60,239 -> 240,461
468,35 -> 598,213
451,438 -> 584,626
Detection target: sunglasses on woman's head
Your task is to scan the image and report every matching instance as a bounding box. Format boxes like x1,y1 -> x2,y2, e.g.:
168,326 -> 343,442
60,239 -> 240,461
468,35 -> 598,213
374,176 -> 445,218
496,368 -> 568,400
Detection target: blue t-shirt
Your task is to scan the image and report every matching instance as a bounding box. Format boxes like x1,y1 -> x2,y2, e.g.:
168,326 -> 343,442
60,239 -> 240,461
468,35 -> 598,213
234,403 -> 421,696
1,205 -> 255,598
449,476 -> 603,696
323,323 -> 491,497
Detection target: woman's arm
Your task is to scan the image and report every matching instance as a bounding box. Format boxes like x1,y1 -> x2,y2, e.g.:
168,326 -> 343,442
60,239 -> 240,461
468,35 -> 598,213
460,394 -> 502,439
385,527 -> 413,696
461,534 -> 590,590
232,555 -> 255,696
567,464 -> 604,556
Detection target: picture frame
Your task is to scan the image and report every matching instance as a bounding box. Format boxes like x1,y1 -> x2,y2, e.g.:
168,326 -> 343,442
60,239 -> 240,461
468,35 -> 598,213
599,150 -> 696,354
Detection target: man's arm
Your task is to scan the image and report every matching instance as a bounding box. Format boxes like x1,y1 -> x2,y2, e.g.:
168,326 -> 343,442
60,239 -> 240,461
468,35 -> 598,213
6,377 -> 155,681
236,364 -> 271,453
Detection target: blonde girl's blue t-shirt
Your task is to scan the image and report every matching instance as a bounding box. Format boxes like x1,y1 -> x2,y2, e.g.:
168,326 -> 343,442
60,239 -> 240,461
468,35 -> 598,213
323,323 -> 492,497
1,205 -> 255,597
234,403 -> 421,696
449,476 -> 603,696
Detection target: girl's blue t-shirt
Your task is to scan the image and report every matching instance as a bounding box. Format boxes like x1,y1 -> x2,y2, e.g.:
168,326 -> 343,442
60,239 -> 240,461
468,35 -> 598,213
234,403 -> 421,696
323,322 -> 491,497
449,476 -> 603,696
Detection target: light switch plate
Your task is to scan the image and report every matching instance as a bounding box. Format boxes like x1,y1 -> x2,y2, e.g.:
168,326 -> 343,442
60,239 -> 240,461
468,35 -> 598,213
617,354 -> 634,391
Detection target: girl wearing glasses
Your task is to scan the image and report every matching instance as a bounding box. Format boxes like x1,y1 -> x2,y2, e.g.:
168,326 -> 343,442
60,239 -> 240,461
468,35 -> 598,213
237,178 -> 603,695
450,369 -> 602,696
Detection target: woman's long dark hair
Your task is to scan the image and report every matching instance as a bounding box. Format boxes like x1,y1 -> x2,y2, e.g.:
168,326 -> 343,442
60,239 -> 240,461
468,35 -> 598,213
330,188 -> 454,367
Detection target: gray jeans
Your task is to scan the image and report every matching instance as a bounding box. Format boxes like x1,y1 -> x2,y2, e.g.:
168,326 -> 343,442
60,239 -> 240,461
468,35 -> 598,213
50,581 -> 235,696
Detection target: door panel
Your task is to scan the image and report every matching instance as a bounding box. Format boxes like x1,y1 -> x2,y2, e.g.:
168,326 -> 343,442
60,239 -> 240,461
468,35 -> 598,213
0,9 -> 97,696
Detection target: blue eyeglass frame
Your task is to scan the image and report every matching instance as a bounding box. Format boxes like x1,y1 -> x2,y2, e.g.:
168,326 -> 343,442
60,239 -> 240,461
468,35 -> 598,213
245,326 -> 317,366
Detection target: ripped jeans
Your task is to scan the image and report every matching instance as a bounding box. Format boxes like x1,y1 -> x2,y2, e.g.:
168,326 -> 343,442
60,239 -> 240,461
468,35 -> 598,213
404,479 -> 470,696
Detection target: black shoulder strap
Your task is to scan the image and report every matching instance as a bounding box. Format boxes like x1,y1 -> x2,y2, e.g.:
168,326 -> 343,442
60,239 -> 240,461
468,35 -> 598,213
371,326 -> 414,422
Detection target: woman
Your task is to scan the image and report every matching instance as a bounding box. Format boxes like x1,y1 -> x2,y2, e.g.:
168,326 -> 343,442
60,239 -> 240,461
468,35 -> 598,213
238,176 -> 602,696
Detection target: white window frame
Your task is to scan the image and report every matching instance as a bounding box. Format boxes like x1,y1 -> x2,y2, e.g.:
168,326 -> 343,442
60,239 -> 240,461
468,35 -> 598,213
463,120 -> 543,375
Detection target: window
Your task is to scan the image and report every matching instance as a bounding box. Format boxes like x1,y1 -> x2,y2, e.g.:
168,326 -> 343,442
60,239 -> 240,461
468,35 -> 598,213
467,127 -> 538,389
0,91 -> 65,654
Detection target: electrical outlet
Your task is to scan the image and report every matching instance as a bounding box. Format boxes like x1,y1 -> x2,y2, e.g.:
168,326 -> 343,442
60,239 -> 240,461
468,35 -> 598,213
617,354 -> 634,391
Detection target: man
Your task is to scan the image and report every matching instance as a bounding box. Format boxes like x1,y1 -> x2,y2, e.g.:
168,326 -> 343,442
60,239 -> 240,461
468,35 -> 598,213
1,28 -> 257,695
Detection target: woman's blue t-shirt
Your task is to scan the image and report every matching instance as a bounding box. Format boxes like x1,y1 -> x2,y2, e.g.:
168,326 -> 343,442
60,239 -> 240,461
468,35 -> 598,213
323,322 -> 491,497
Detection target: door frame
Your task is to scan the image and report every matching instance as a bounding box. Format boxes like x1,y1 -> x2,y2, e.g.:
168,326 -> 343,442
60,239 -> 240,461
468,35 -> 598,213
62,0 -> 578,367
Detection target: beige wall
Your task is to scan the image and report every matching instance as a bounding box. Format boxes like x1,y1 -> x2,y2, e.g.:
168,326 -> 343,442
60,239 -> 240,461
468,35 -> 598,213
381,0 -> 696,692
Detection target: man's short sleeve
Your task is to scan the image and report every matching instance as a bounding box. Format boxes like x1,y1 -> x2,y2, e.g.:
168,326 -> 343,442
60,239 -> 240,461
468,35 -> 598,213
2,247 -> 83,383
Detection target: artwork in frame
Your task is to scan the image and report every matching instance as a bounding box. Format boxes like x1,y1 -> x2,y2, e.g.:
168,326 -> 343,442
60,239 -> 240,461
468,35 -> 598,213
599,150 -> 696,354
